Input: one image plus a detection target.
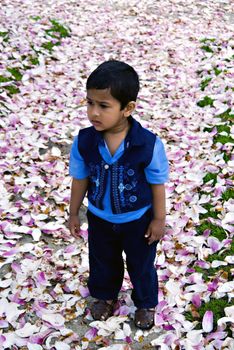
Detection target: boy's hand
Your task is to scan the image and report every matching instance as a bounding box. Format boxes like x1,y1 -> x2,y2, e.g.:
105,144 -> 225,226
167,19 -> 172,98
68,215 -> 80,238
145,218 -> 165,245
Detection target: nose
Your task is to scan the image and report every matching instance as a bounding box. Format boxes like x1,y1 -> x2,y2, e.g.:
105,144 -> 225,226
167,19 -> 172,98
92,106 -> 100,118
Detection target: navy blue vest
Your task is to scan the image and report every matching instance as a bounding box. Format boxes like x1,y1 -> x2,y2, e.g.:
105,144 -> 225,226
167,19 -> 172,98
78,117 -> 156,214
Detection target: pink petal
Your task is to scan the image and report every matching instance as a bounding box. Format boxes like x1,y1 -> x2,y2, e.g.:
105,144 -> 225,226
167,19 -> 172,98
80,229 -> 88,240
0,320 -> 9,328
78,285 -> 90,297
0,335 -> 6,347
11,262 -> 22,273
202,311 -> 213,332
2,248 -> 19,257
207,278 -> 219,292
84,327 -> 98,340
36,272 -> 49,286
206,331 -> 227,341
64,244 -> 76,253
208,237 -> 222,253
192,294 -> 202,308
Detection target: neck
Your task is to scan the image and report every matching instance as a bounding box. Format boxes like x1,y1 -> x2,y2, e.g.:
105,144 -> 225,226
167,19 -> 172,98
104,118 -> 130,137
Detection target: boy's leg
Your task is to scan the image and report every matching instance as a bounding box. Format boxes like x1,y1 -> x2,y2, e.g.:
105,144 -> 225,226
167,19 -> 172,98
87,210 -> 124,302
122,209 -> 158,309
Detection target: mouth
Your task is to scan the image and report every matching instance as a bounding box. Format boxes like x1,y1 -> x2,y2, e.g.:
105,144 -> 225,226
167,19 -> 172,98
92,121 -> 102,127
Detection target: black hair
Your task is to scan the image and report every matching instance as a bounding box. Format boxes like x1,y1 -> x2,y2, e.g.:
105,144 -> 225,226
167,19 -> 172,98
86,60 -> 140,110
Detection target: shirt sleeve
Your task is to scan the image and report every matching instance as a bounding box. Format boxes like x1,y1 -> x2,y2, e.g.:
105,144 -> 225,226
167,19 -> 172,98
144,136 -> 169,184
69,135 -> 90,179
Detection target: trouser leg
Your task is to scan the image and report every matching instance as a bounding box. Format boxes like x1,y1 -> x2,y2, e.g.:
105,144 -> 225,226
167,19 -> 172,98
122,209 -> 158,308
87,210 -> 124,300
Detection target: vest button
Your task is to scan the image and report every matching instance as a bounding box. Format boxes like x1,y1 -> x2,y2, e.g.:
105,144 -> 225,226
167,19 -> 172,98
104,164 -> 109,169
129,195 -> 137,203
127,169 -> 134,176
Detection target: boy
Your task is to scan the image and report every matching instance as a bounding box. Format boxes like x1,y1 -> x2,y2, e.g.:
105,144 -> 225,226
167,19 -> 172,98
68,60 -> 169,330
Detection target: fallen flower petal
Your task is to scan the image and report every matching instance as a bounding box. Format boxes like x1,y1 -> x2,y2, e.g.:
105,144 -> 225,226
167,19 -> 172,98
54,341 -> 70,350
15,323 -> 40,337
42,314 -> 65,327
202,311 -> 213,333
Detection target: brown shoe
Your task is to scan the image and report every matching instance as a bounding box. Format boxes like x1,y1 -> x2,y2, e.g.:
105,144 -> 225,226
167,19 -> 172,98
134,308 -> 155,330
91,300 -> 116,321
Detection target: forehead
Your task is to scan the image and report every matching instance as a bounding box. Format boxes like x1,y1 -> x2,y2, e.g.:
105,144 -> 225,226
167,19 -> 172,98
86,88 -> 118,103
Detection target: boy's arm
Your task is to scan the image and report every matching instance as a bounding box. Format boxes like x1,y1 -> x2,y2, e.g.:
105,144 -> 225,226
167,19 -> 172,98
145,184 -> 166,245
69,177 -> 89,238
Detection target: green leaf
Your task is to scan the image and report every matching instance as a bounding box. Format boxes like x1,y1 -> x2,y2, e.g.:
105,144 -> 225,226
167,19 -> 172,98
0,31 -> 8,37
200,77 -> 212,91
3,85 -> 20,94
41,41 -> 61,53
199,203 -> 218,219
196,221 -> 226,241
213,135 -> 234,145
206,240 -> 234,262
223,153 -> 231,163
216,125 -> 231,134
197,96 -> 214,107
194,265 -> 232,282
45,19 -> 71,39
214,66 -> 222,76
200,38 -> 216,43
184,311 -> 194,322
222,188 -> 234,201
0,75 -> 11,83
7,68 -> 23,81
201,45 -> 214,53
29,56 -> 40,65
30,16 -> 41,21
204,125 -> 231,134
203,173 -> 218,185
215,108 -> 233,121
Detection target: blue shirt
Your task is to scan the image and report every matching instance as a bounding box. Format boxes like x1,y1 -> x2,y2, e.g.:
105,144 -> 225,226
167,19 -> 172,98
69,134 -> 169,223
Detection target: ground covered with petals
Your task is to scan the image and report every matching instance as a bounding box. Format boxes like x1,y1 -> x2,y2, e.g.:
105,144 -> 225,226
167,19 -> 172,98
0,0 -> 233,349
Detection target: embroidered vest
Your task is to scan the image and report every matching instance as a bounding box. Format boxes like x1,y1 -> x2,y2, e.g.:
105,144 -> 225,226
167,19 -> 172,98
78,118 -> 156,214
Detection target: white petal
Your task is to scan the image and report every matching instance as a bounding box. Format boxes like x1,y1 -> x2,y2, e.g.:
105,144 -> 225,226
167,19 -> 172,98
32,228 -> 42,241
15,323 -> 40,337
225,305 -> 234,317
225,256 -> 234,264
51,147 -> 61,157
42,314 -> 65,327
217,317 -> 234,327
99,345 -> 129,350
222,212 -> 234,224
5,302 -> 25,323
123,322 -> 131,337
211,260 -> 227,268
217,282 -> 234,293
186,330 -> 204,345
114,329 -> 125,340
20,243 -> 35,253
0,279 -> 12,288
42,222 -> 64,230
55,341 -> 70,350
27,344 -> 43,350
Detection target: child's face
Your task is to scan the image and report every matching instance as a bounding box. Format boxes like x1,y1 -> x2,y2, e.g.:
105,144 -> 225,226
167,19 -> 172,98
86,88 -> 134,133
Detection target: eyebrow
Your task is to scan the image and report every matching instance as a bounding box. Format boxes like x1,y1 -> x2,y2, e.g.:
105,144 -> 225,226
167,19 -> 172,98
86,97 -> 111,104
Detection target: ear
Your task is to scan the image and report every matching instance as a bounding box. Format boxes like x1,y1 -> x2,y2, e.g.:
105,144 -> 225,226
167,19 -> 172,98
123,101 -> 136,117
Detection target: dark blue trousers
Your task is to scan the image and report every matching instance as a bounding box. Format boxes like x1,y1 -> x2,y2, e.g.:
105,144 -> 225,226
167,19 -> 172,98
87,209 -> 158,308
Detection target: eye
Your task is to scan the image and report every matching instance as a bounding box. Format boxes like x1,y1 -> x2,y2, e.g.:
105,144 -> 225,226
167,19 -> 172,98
87,100 -> 93,106
100,104 -> 108,109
